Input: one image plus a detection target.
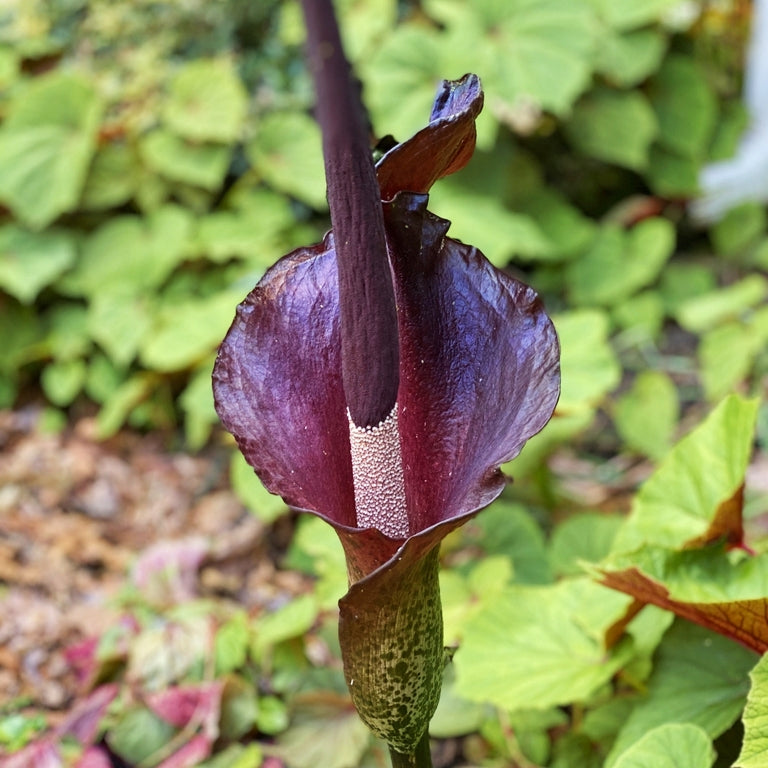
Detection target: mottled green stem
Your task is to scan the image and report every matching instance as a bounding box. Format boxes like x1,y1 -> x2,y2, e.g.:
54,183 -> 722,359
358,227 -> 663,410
389,731 -> 433,768
338,546 -> 444,754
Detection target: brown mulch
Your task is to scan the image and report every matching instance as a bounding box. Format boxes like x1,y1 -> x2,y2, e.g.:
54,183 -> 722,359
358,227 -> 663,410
0,408 -> 302,718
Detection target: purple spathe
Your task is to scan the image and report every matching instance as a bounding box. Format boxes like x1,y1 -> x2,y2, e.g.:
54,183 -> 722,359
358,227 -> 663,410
213,193 -> 559,577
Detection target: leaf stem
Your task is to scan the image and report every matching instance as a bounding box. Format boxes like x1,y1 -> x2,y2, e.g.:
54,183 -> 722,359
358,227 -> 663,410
388,731 -> 433,768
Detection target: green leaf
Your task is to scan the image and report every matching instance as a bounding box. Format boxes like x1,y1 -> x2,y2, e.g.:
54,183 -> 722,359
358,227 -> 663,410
230,450 -> 289,524
587,0 -> 681,29
613,371 -> 679,460
649,55 -> 717,159
553,310 -> 621,412
736,652 -> 768,767
220,675 -> 259,741
63,206 -> 194,298
431,0 -> 596,116
612,291 -> 665,339
81,141 -> 139,211
251,595 -> 318,658
441,556 -> 513,646
248,111 -> 327,209
196,210 -> 280,264
257,696 -> 289,735
215,612 -> 251,676
180,362 -> 219,450
462,501 -> 552,585
613,723 -> 715,768
699,320 -> 767,402
567,218 -> 675,306
455,578 -> 633,711
429,182 -> 552,266
0,71 -> 102,228
647,145 -> 701,197
0,47 -> 19,91
566,89 -> 658,170
0,713 -> 47,752
364,24 -> 481,150
595,27 -> 667,87
140,129 -> 231,191
599,545 -> 768,653
0,225 -> 76,303
288,515 -> 347,609
549,513 -> 623,577
709,100 -> 750,162
552,733 -> 604,768
41,359 -> 86,406
163,58 -> 248,143
605,621 -> 755,766
44,304 -> 91,361
430,666 -> 489,738
612,394 -> 759,555
675,275 -> 768,332
660,262 -> 717,314
96,375 -> 154,439
275,692 -> 371,768
198,744 -> 263,768
711,202 -> 767,257
515,188 -> 597,261
84,353 -> 125,405
106,706 -> 177,765
139,290 -> 241,371
87,291 -> 153,368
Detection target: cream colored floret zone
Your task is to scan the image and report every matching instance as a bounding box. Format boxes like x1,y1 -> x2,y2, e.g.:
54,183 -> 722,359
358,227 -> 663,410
348,404 -> 409,539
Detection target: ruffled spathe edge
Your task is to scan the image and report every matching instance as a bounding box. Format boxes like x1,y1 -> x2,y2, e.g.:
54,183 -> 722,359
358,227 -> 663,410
213,193 -> 560,580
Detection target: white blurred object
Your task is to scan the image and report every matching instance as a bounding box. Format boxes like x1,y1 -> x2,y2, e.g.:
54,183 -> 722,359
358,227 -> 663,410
692,0 -> 768,221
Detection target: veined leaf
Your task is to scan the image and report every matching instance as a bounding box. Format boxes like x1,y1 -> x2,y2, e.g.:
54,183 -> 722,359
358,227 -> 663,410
613,370 -> 679,460
162,58 -> 248,143
140,129 -> 231,191
248,110 -> 327,209
0,71 -> 102,228
599,546 -> 768,653
0,225 -> 76,304
612,723 -> 715,768
566,89 -> 658,171
605,621 -> 755,766
586,0 -> 681,30
596,27 -> 667,87
612,394 -> 759,554
567,217 -> 674,306
675,275 -> 768,333
62,206 -> 194,298
553,310 -> 621,412
649,55 -> 717,159
736,652 -> 768,767
426,0 -> 595,117
455,578 -> 634,711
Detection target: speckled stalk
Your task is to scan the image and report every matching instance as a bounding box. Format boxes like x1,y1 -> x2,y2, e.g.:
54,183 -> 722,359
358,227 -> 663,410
338,545 -> 443,756
390,731 -> 433,768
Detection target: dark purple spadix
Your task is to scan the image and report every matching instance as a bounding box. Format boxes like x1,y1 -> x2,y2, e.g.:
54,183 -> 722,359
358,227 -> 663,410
301,0 -> 398,428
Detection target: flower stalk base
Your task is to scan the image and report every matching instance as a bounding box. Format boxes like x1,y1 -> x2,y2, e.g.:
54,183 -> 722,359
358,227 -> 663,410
389,731 -> 434,768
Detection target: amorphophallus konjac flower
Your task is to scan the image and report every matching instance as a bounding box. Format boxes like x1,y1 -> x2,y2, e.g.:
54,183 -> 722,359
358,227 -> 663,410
213,0 -> 560,763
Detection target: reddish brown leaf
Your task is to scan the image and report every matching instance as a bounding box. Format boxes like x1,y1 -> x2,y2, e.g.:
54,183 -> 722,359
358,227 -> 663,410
683,484 -> 745,550
599,567 -> 767,654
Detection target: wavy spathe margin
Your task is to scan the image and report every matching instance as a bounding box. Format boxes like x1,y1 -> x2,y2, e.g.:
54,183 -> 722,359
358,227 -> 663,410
213,193 -> 559,578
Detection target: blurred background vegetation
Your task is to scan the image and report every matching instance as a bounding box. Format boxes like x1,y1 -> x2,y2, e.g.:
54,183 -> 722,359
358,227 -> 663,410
1,0 -> 765,463
2,1 -> 768,765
